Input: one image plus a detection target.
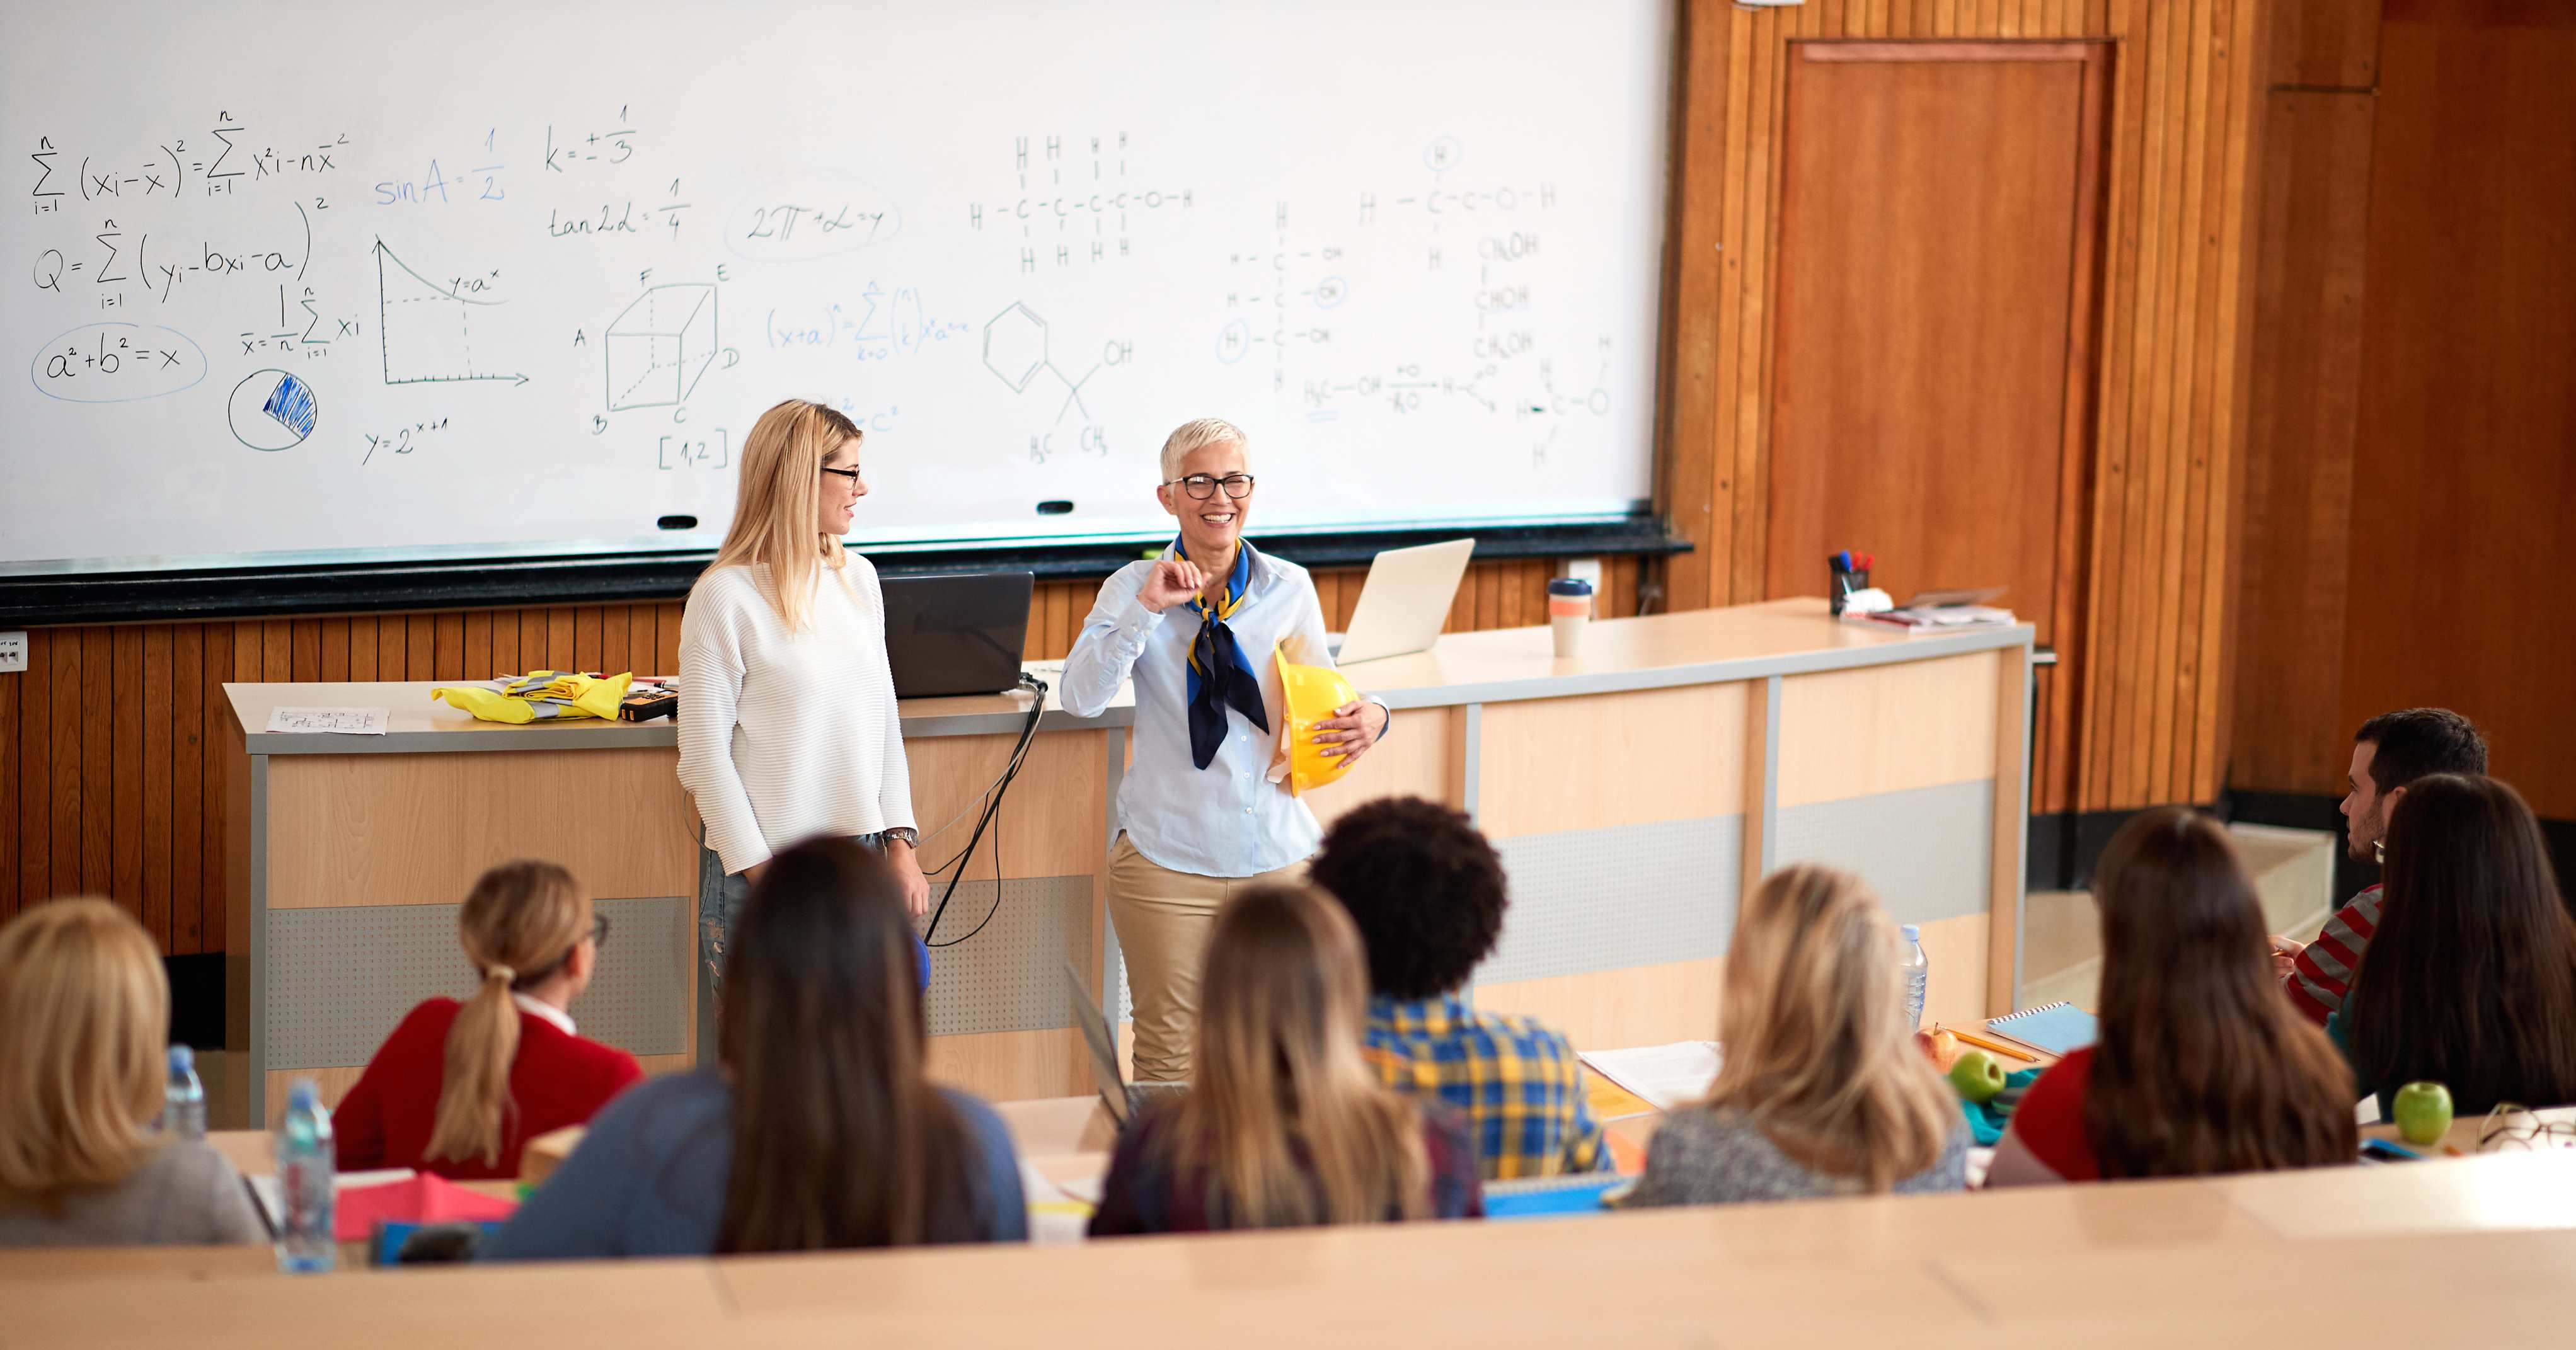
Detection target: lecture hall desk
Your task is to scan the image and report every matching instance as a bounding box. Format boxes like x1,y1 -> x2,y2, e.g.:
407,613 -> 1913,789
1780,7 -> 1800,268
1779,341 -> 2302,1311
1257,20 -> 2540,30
220,597 -> 2034,1125
6,1152 -> 2573,1347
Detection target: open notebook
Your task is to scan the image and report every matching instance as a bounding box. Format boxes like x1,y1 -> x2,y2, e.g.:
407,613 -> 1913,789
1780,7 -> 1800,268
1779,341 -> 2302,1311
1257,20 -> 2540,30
1984,1002 -> 2098,1056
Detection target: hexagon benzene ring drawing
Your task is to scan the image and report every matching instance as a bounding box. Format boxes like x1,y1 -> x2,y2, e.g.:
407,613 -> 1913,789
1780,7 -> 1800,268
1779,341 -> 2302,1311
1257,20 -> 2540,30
983,302 -> 1048,394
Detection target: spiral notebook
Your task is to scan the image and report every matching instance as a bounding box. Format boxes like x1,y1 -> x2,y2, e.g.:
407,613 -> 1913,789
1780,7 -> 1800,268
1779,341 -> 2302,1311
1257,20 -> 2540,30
1984,1002 -> 2098,1056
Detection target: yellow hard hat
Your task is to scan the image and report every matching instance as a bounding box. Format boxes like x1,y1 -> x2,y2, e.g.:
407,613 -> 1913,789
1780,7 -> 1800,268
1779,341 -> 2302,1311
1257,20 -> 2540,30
1273,643 -> 1359,796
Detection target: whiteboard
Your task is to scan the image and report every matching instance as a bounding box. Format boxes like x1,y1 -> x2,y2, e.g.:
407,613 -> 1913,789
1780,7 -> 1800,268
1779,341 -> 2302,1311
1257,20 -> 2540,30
2,0 -> 1671,574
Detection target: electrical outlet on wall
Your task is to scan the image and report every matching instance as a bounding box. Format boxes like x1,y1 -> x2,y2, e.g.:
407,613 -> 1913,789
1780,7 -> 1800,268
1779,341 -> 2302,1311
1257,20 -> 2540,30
0,632 -> 25,674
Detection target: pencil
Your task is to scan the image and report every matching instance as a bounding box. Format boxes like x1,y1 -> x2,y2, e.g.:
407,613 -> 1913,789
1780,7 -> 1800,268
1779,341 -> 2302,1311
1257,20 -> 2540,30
1938,1025 -> 2040,1063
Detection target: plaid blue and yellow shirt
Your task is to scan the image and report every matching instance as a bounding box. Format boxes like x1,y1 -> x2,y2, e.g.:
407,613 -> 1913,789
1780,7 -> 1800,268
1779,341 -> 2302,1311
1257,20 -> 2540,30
1362,993 -> 1610,1181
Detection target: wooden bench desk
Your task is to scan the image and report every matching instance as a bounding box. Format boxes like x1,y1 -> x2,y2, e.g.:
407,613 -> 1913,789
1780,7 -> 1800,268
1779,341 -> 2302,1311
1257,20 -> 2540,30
222,600 -> 2036,1124
8,1153 -> 2573,1347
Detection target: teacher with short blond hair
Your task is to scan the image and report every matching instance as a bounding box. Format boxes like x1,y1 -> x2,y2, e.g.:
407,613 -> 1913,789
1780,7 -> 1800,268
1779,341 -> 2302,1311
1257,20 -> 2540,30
1059,417 -> 1389,1082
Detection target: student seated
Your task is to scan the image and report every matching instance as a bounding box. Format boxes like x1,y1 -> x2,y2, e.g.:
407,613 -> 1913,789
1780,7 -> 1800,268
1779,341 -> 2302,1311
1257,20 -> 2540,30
1626,865 -> 1967,1206
2335,774 -> 2576,1119
1089,883 -> 1483,1235
333,861 -> 643,1180
1306,796 -> 1607,1179
0,900 -> 265,1247
2274,708 -> 2488,1024
1989,809 -> 2356,1185
484,839 -> 1024,1258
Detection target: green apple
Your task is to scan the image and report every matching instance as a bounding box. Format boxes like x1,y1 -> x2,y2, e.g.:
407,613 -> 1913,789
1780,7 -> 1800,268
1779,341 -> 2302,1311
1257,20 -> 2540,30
2393,1080 -> 2454,1146
1948,1048 -> 2006,1104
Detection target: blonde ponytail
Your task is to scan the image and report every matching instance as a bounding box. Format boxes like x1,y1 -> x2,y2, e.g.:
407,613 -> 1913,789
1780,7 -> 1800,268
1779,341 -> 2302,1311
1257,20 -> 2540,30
426,862 -> 588,1168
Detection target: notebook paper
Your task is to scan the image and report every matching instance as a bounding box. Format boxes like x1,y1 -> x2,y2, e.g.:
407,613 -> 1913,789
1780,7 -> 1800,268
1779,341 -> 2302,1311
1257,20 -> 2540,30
1985,1002 -> 2098,1056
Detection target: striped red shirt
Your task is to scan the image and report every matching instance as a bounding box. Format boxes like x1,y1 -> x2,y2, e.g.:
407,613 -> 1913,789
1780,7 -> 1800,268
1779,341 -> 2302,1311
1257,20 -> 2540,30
2285,884 -> 2384,1026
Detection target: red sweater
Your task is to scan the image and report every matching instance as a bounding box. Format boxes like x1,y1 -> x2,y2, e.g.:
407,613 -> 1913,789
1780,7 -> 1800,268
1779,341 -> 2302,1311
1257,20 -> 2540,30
2004,1047 -> 2102,1182
334,998 -> 644,1181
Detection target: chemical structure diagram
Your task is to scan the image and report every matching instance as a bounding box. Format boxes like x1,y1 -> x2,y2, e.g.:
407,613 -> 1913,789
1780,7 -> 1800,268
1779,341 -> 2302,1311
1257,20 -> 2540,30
981,300 -> 1128,463
1231,136 -> 1605,468
967,133 -> 1193,272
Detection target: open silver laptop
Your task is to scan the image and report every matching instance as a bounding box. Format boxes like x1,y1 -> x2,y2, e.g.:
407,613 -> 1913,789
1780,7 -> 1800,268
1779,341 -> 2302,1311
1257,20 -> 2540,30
1333,538 -> 1476,665
1064,960 -> 1187,1130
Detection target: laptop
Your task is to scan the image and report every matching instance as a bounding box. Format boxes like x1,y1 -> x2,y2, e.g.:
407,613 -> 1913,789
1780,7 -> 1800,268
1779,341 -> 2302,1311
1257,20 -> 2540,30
1332,538 -> 1476,665
1064,960 -> 1188,1130
879,571 -> 1033,698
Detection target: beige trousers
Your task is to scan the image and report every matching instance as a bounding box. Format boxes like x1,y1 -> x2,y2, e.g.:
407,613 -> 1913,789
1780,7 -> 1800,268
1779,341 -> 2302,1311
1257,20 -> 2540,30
1107,833 -> 1308,1082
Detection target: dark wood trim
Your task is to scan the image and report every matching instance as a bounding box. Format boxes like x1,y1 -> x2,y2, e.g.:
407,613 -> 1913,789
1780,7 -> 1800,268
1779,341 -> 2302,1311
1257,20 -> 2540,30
1,518 -> 1689,627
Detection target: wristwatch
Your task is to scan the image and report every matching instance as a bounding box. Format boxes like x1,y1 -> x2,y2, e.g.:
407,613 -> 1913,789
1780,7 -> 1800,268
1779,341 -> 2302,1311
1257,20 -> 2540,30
882,827 -> 919,849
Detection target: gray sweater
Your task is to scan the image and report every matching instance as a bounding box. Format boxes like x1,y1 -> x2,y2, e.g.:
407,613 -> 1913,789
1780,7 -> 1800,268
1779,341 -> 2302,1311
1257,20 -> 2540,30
1625,1105 -> 1969,1208
482,1068 -> 1026,1259
0,1139 -> 266,1247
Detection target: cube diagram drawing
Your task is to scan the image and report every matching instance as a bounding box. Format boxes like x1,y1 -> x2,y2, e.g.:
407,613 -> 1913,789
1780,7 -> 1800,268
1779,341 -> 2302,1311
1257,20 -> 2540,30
606,284 -> 718,411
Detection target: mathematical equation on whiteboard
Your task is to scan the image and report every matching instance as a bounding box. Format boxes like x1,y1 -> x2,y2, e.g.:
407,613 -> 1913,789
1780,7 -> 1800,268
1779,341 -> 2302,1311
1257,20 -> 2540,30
22,106 -> 1628,476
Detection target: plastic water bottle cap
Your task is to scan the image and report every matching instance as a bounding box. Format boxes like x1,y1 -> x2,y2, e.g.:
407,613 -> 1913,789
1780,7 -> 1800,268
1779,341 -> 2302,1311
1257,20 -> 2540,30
1900,924 -> 1921,942
167,1044 -> 193,1072
287,1080 -> 318,1109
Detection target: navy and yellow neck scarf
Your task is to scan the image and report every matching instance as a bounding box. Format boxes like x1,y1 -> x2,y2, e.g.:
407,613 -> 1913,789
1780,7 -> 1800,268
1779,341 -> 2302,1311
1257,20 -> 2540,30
1180,542 -> 1268,769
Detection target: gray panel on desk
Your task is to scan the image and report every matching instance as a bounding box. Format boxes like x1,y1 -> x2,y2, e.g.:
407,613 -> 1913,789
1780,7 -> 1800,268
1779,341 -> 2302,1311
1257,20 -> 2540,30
1475,815 -> 1744,987
266,895 -> 690,1067
1773,779 -> 1994,926
916,875 -> 1096,1039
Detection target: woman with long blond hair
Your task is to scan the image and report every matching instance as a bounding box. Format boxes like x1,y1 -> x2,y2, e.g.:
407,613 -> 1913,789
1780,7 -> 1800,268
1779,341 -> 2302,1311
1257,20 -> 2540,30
1628,865 -> 1966,1206
677,399 -> 928,1039
1989,809 -> 2355,1184
0,900 -> 264,1246
334,861 -> 640,1180
1088,883 -> 1481,1234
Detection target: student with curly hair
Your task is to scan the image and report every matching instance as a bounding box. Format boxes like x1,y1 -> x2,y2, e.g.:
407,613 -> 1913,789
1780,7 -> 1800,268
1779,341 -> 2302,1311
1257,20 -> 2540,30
1307,796 -> 1608,1179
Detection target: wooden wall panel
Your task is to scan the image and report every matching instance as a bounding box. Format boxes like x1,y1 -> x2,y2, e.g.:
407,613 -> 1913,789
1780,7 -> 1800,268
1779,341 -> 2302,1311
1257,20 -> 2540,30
2230,89 -> 2375,796
2338,2 -> 2576,819
2233,0 -> 2576,821
1659,0 -> 2270,814
2270,0 -> 2383,87
0,558 -> 1614,949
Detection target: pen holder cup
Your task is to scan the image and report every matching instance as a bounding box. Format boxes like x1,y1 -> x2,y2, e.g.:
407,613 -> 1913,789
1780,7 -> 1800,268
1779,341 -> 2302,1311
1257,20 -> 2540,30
1829,568 -> 1871,615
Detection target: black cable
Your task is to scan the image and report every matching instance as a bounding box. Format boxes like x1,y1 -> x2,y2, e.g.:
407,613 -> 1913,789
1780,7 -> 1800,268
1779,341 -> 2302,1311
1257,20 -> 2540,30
928,775 -> 1011,949
923,672 -> 1045,947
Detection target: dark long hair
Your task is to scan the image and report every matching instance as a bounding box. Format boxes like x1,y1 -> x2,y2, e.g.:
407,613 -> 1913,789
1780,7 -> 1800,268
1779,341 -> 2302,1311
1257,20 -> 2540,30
2084,808 -> 2356,1177
2348,774 -> 2576,1114
715,839 -> 979,1251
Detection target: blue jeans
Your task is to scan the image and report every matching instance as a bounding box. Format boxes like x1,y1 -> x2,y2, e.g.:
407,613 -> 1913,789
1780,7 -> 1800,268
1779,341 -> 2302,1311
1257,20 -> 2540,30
696,832 -> 931,1065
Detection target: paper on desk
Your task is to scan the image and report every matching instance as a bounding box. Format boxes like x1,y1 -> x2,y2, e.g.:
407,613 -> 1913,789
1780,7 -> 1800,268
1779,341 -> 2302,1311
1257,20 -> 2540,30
245,1167 -> 417,1236
1578,1042 -> 1723,1113
1018,1159 -> 1096,1246
265,706 -> 391,735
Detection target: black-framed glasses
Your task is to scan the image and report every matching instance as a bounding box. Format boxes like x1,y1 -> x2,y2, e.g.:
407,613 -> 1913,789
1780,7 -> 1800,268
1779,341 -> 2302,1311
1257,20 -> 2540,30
1163,472 -> 1255,500
820,466 -> 863,488
585,914 -> 610,952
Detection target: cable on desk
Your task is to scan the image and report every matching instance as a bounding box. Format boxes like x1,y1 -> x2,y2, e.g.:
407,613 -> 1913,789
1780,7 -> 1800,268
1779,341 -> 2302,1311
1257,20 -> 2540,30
923,672 -> 1046,949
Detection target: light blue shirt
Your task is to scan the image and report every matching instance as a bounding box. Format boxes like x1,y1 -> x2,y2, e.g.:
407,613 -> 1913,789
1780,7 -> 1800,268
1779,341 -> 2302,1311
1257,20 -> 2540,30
1061,541 -> 1360,878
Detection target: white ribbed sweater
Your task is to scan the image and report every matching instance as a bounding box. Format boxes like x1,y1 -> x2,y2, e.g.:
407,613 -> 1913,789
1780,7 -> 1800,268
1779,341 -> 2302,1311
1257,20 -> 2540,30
676,559 -> 916,874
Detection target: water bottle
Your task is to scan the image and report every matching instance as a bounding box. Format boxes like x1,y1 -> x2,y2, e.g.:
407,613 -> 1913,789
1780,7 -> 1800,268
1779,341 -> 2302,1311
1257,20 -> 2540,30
273,1079 -> 336,1273
1899,924 -> 1929,1031
160,1045 -> 205,1140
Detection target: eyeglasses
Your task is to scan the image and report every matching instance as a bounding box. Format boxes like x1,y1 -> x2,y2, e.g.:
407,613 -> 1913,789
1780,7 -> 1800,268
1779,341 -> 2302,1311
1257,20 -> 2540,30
1162,472 -> 1255,501
2478,1103 -> 2576,1152
820,466 -> 862,489
585,915 -> 610,952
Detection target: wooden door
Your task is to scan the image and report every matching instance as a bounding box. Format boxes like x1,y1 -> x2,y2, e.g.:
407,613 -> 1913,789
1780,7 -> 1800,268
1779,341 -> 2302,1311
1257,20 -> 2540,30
1763,41 -> 2108,815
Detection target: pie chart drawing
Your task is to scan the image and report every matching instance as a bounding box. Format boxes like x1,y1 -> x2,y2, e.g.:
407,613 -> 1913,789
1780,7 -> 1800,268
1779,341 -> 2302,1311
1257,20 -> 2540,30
228,369 -> 319,452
